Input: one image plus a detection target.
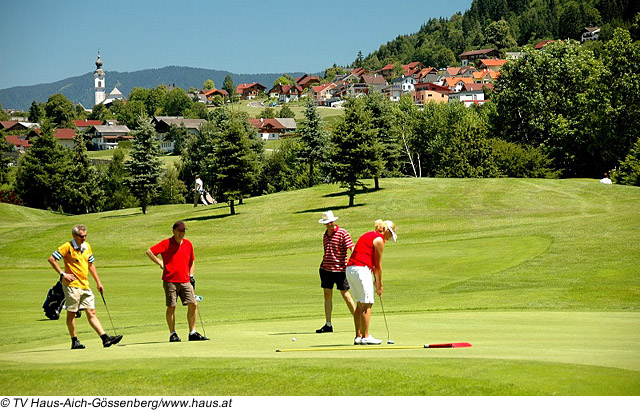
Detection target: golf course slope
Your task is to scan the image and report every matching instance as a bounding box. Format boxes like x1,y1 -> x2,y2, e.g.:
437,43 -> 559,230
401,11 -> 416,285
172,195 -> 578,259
0,178 -> 638,395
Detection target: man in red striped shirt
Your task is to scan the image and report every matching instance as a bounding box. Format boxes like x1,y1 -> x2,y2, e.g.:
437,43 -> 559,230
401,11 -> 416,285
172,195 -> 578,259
316,211 -> 356,333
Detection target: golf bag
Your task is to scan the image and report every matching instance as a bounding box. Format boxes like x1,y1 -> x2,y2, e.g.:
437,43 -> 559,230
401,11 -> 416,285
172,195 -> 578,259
201,190 -> 217,205
42,279 -> 65,320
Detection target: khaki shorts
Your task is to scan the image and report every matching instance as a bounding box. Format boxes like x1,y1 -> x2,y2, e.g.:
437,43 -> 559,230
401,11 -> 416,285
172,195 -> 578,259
163,281 -> 196,307
63,285 -> 95,312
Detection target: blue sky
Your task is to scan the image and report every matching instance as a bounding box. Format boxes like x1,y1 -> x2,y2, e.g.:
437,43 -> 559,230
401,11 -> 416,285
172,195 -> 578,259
0,0 -> 472,89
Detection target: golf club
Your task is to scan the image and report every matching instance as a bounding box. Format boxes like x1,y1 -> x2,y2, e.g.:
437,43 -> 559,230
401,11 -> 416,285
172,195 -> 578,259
99,290 -> 118,335
378,295 -> 394,344
195,295 -> 207,338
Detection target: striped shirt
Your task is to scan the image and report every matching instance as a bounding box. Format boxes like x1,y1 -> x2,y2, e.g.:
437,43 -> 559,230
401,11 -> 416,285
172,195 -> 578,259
321,226 -> 354,272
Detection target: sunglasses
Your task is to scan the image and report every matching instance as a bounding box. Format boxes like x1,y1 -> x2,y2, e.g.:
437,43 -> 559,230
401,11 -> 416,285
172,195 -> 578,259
75,234 -> 87,238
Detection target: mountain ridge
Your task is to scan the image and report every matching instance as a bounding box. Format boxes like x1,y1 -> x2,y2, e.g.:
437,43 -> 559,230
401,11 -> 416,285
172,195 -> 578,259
0,66 -> 307,111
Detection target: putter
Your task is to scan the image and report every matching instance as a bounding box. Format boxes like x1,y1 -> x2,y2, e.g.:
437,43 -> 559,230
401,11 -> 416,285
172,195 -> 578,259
195,295 -> 207,338
378,295 -> 394,344
99,290 -> 118,335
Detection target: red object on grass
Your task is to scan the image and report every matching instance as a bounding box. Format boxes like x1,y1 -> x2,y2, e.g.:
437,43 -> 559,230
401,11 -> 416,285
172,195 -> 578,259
424,342 -> 472,348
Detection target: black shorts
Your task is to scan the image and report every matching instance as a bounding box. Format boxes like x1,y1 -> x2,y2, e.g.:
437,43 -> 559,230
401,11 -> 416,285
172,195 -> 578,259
319,268 -> 350,291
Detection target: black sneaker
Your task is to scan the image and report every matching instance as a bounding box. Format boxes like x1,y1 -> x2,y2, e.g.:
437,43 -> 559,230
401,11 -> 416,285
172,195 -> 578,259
316,324 -> 333,333
71,339 -> 85,349
169,332 -> 181,342
103,334 -> 123,348
188,331 -> 209,341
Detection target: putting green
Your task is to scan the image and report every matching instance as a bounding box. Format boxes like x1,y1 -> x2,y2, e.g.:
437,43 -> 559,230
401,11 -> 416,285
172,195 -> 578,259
4,311 -> 639,370
1,178 -> 638,395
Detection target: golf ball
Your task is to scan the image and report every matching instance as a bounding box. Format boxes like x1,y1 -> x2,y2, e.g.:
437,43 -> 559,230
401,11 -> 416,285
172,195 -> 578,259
292,337 -> 296,342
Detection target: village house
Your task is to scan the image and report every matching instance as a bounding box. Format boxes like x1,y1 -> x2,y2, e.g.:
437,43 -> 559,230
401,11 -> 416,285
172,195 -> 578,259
459,48 -> 500,66
152,117 -> 206,153
581,27 -> 600,43
236,82 -> 266,100
473,69 -> 499,84
268,84 -> 304,103
53,128 -> 76,149
413,89 -> 449,105
296,74 -> 321,90
247,118 -> 296,140
4,134 -> 31,153
311,83 -> 336,106
393,76 -> 417,93
448,83 -> 492,106
414,67 -> 439,81
478,59 -> 507,71
534,40 -> 556,49
413,82 -> 450,105
88,124 -> 132,150
73,120 -> 103,133
200,89 -> 229,104
383,84 -> 403,102
361,73 -> 388,93
0,121 -> 39,133
444,76 -> 475,93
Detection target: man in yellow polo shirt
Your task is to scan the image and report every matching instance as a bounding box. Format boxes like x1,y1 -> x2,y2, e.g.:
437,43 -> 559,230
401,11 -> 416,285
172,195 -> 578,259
48,224 -> 123,349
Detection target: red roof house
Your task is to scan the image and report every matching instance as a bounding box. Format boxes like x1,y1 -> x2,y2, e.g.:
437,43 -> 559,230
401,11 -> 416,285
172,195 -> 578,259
236,83 -> 266,100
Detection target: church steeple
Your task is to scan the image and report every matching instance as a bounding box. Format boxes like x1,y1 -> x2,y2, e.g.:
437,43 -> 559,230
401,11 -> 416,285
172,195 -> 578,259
94,51 -> 106,106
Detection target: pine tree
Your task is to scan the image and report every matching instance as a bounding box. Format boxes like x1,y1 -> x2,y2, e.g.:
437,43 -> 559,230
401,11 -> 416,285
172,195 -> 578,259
125,116 -> 163,214
223,75 -> 236,102
63,133 -> 104,213
101,148 -> 137,211
299,98 -> 327,187
327,98 -> 379,207
15,120 -> 71,211
205,111 -> 260,215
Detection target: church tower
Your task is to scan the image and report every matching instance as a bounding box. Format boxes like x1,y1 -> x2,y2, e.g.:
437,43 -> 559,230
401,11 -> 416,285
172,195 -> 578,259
94,52 -> 106,106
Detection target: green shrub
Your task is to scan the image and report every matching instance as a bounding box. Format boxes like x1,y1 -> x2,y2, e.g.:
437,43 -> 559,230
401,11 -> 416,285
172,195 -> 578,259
614,137 -> 640,186
492,139 -> 559,178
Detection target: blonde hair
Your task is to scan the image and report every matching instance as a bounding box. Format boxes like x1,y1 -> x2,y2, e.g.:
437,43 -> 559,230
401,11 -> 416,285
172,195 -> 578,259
374,219 -> 396,234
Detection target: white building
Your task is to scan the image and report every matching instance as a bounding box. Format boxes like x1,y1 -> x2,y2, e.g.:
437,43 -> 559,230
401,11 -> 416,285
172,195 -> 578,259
93,52 -> 125,107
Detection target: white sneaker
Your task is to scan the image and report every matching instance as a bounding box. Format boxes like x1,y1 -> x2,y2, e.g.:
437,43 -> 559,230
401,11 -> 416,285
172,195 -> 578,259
361,335 -> 382,345
354,337 -> 363,345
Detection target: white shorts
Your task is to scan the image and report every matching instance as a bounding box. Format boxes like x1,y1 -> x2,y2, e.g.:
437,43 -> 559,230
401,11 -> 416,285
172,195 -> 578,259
63,285 -> 95,312
346,265 -> 375,304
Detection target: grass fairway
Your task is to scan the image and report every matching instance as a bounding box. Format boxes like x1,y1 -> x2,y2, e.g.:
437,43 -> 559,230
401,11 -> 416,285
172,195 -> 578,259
0,178 -> 639,395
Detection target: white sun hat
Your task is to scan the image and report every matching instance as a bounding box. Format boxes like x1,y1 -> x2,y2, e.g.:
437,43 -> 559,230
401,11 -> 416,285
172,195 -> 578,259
318,210 -> 339,224
385,221 -> 397,242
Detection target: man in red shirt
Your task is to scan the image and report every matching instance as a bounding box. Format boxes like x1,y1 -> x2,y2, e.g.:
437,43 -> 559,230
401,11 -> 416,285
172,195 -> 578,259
316,211 -> 356,333
146,221 -> 208,342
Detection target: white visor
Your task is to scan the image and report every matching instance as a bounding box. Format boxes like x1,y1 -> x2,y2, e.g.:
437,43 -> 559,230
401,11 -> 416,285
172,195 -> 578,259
387,225 -> 397,242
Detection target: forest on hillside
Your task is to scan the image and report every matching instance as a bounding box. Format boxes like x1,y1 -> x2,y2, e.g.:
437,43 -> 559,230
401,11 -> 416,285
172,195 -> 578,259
353,0 -> 639,69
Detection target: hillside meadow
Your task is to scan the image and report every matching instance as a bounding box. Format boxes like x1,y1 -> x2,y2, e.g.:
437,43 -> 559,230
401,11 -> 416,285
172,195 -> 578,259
0,178 -> 638,395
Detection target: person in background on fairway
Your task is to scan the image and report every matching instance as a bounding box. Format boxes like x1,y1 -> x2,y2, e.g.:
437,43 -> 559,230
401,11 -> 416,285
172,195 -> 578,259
346,219 -> 397,345
146,221 -> 208,342
48,224 -> 123,349
193,174 -> 204,207
316,210 -> 356,333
